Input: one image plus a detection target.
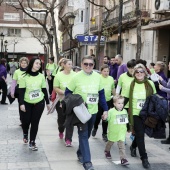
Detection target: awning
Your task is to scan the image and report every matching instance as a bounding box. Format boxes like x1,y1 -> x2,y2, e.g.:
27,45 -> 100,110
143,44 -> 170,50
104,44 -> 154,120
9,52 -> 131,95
142,20 -> 170,30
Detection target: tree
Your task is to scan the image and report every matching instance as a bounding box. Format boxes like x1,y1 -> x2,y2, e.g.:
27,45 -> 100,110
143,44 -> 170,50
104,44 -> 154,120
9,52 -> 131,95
6,0 -> 60,60
135,0 -> 141,60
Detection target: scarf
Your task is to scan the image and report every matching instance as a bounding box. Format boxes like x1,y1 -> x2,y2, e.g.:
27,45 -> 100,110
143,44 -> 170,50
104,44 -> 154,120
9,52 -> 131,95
129,78 -> 153,126
127,72 -> 133,77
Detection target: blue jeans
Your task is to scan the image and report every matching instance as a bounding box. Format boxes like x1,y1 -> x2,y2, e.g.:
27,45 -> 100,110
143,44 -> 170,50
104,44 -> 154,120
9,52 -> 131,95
77,114 -> 96,164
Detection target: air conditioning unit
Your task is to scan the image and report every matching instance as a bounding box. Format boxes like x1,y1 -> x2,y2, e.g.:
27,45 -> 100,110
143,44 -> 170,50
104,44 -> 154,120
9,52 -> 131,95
155,0 -> 170,12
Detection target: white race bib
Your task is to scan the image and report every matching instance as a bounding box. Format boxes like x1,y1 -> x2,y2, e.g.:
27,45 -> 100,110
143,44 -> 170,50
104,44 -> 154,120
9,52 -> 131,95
29,90 -> 41,100
116,114 -> 128,124
137,99 -> 145,109
86,94 -> 99,104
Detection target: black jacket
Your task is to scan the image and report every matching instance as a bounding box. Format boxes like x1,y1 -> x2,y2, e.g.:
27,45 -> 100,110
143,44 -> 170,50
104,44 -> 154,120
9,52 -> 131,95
139,94 -> 168,139
61,94 -> 86,129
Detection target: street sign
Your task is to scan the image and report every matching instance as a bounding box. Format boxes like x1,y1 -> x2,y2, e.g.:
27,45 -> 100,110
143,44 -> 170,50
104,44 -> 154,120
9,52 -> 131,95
76,35 -> 105,45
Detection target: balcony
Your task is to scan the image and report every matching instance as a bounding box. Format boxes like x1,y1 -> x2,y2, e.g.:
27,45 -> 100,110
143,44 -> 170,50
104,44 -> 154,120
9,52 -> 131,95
90,15 -> 101,33
58,6 -> 74,31
62,39 -> 77,51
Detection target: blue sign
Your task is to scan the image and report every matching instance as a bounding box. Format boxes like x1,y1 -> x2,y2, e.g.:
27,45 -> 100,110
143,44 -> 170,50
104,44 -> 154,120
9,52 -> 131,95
76,35 -> 105,43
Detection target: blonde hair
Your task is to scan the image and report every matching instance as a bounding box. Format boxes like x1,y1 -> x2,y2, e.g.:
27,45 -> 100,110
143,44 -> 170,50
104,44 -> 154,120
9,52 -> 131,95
113,95 -> 124,103
156,61 -> 166,71
19,57 -> 29,65
58,58 -> 66,66
133,63 -> 148,77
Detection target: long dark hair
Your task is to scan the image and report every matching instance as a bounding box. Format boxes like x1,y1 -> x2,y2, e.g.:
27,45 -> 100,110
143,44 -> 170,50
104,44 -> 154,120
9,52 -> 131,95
24,57 -> 42,76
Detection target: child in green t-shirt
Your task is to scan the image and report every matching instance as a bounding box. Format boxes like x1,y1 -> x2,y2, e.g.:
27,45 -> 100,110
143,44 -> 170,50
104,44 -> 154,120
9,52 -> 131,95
103,95 -> 129,166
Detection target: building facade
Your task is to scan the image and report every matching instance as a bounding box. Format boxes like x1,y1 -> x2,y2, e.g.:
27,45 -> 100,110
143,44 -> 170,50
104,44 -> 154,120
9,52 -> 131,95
0,0 -> 47,62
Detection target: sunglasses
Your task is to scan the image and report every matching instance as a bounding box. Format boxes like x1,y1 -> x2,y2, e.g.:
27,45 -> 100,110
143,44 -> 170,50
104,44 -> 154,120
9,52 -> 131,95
135,70 -> 145,74
83,63 -> 94,67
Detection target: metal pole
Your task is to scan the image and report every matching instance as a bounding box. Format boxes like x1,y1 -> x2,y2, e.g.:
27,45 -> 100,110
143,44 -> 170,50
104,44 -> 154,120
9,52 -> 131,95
117,0 -> 123,54
1,39 -> 3,59
69,26 -> 72,59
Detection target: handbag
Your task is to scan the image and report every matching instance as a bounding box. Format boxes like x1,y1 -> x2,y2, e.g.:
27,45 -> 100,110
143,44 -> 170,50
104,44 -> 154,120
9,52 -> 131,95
73,103 -> 92,124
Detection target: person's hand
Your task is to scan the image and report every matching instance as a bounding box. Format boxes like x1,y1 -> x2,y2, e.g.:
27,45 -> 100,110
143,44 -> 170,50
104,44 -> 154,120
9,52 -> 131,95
102,111 -> 108,120
159,84 -> 163,90
20,105 -> 26,112
11,94 -> 15,98
159,76 -> 163,81
46,70 -> 51,76
47,104 -> 50,111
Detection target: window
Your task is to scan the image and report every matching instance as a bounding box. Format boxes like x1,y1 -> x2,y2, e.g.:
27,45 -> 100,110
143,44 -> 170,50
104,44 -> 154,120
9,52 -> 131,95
4,13 -> 20,21
4,0 -> 19,5
24,12 -> 45,20
81,10 -> 84,22
8,28 -> 21,36
32,28 -> 45,37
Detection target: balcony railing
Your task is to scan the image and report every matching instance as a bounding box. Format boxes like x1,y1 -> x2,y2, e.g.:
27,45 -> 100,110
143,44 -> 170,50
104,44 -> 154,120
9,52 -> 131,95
90,15 -> 101,32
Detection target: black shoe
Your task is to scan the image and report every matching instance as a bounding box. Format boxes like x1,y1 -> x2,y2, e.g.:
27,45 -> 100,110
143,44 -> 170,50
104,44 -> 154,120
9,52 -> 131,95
130,146 -> 136,157
102,134 -> 108,142
161,138 -> 170,144
92,129 -> 97,137
142,159 -> 150,169
1,102 -> 8,105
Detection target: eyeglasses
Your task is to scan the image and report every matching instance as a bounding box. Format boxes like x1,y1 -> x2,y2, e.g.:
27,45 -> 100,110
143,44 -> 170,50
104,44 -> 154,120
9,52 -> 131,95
83,63 -> 94,67
135,70 -> 145,74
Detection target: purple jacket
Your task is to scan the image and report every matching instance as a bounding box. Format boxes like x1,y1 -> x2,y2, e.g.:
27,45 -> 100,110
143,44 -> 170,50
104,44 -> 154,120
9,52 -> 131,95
160,78 -> 170,100
154,71 -> 167,98
0,64 -> 7,81
116,63 -> 128,81
109,63 -> 118,80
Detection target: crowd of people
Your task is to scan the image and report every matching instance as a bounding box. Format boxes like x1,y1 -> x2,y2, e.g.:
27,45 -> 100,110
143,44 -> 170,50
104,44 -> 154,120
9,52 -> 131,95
0,54 -> 169,170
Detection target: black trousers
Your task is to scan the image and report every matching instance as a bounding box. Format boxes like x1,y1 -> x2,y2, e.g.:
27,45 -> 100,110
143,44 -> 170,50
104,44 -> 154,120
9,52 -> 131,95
21,100 -> 45,142
56,101 -> 74,141
131,115 -> 147,160
93,100 -> 113,135
47,76 -> 54,95
0,79 -> 7,104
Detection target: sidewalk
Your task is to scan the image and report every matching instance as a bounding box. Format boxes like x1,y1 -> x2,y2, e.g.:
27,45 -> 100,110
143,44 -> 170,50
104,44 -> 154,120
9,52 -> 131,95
0,75 -> 169,170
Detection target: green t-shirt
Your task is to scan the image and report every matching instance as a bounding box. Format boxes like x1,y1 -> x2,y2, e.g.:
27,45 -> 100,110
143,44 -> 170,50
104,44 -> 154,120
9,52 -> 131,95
67,70 -> 103,114
127,80 -> 156,116
107,108 -> 128,142
52,66 -> 62,76
100,75 -> 114,101
53,71 -> 76,91
13,69 -> 25,84
150,68 -> 155,74
19,73 -> 46,104
118,73 -> 134,108
46,63 -> 57,75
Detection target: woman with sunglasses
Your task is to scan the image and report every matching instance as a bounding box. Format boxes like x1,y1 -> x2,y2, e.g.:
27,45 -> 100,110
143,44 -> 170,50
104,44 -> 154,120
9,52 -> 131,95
53,59 -> 75,147
65,56 -> 108,170
19,57 -> 50,151
92,64 -> 115,141
127,64 -> 156,169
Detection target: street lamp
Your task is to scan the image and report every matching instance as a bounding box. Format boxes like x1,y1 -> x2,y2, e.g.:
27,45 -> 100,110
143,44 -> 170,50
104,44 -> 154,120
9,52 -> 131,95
49,26 -> 54,58
4,40 -> 8,59
0,33 -> 5,59
13,40 -> 17,59
68,14 -> 75,59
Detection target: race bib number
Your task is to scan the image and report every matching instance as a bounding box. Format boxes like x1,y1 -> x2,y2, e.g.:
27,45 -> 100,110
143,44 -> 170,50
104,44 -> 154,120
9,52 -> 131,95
29,90 -> 41,100
86,94 -> 99,104
116,114 -> 128,124
137,99 -> 145,109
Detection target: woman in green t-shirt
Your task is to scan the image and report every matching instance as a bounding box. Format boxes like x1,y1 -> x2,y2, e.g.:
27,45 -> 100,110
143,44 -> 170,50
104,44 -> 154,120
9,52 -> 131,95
53,59 -> 75,147
45,57 -> 57,95
128,64 -> 156,169
19,57 -> 50,151
92,64 -> 115,141
11,57 -> 29,125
